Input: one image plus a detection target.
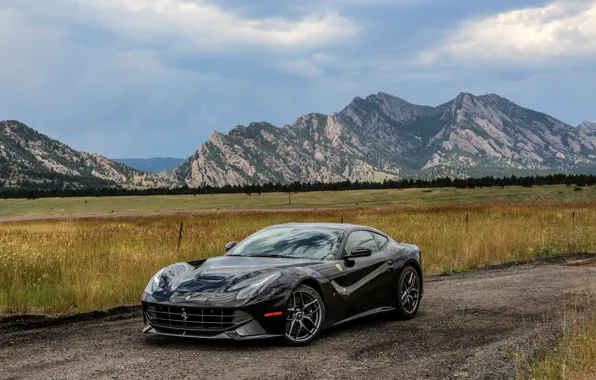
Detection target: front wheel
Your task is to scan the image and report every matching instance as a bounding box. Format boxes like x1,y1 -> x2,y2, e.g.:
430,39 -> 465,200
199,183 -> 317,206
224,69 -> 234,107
390,265 -> 421,320
282,284 -> 325,346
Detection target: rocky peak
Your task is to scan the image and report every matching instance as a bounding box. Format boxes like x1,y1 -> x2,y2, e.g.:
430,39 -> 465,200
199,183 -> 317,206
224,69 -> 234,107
340,92 -> 430,126
451,92 -> 514,111
293,113 -> 328,132
478,93 -> 509,103
455,92 -> 475,100
452,92 -> 476,106
228,125 -> 246,136
435,93 -> 475,118
366,91 -> 409,104
579,121 -> 596,135
208,130 -> 224,141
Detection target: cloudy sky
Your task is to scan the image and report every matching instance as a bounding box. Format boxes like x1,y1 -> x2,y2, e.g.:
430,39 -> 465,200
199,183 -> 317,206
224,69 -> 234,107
2,0 -> 595,158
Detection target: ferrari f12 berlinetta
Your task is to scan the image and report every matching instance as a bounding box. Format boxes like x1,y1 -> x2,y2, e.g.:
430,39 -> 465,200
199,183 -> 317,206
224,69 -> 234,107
141,223 -> 423,345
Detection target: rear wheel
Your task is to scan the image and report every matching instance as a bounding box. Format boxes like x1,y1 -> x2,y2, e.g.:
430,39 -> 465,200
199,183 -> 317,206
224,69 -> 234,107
283,284 -> 324,346
390,265 -> 421,320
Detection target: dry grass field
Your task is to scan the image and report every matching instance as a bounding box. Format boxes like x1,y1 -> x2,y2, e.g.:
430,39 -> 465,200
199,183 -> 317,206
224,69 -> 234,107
1,184 -> 595,218
1,202 -> 595,316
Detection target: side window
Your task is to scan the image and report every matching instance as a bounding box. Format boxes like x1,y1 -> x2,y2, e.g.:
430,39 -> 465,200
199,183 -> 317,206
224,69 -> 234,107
373,233 -> 389,249
344,231 -> 378,255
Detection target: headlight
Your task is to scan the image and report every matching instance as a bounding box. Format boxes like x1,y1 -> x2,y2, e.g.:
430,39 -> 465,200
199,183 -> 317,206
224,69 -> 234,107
229,272 -> 281,300
144,268 -> 165,295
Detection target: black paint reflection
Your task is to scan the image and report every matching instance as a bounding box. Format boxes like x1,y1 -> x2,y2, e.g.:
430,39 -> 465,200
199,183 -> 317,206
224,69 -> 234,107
227,227 -> 343,260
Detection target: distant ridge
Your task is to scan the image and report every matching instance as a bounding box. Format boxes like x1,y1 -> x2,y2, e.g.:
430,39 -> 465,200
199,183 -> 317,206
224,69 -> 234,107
112,157 -> 185,174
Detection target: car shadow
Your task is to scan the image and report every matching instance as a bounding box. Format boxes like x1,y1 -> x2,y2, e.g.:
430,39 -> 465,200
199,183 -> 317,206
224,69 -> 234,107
141,311 -> 409,351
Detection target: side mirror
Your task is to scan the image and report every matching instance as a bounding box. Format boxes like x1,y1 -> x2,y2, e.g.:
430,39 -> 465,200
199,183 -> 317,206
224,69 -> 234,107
224,242 -> 237,252
345,246 -> 372,259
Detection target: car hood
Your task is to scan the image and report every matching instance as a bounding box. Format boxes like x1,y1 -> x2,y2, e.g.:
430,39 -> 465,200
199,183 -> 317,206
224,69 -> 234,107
154,255 -> 320,296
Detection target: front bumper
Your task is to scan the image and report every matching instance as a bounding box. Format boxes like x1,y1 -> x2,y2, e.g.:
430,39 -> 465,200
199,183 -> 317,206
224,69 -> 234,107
142,316 -> 282,340
141,298 -> 287,340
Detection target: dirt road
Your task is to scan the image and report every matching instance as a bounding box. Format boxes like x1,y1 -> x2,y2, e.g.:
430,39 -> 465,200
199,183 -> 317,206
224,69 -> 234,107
2,256 -> 595,380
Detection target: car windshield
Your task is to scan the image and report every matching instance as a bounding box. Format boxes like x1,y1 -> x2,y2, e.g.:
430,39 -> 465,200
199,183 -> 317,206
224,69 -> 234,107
226,227 -> 343,260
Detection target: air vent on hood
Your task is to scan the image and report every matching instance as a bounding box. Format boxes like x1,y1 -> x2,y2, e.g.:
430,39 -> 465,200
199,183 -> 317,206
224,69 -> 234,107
194,275 -> 226,282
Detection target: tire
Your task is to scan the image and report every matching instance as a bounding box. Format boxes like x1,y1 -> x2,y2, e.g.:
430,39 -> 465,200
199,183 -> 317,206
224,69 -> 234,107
282,284 -> 325,346
390,265 -> 421,320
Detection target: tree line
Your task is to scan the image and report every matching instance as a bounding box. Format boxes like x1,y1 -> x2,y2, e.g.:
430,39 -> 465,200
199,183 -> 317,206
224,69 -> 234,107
1,173 -> 595,199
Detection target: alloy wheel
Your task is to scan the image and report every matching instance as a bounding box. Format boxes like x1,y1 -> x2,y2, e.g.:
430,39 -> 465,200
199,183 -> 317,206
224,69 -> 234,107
400,270 -> 420,314
285,288 -> 323,343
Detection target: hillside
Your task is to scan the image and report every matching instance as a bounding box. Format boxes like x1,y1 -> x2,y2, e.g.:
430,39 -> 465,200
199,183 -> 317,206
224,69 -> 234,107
0,120 -> 161,189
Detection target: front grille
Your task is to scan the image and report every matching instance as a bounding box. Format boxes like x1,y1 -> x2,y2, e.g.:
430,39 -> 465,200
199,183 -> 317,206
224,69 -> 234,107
144,303 -> 251,332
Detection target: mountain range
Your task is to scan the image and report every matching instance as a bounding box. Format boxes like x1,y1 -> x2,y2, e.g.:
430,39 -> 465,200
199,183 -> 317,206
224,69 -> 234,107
166,92 -> 596,187
2,92 -> 596,189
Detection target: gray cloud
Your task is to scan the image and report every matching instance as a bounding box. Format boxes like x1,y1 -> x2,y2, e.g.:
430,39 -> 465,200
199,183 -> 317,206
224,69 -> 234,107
0,7 -> 241,157
1,0 -> 595,159
423,0 -> 596,65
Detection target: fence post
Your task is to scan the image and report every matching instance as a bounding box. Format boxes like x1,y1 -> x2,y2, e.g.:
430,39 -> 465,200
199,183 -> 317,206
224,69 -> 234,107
288,192 -> 291,206
341,217 -> 344,224
177,222 -> 184,250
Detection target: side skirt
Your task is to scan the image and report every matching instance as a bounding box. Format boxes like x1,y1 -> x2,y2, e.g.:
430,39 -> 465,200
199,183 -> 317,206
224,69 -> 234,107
330,306 -> 395,328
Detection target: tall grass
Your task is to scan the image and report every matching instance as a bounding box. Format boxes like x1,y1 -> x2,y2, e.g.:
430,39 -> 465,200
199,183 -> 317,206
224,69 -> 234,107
515,302 -> 596,380
1,203 -> 595,315
529,316 -> 596,379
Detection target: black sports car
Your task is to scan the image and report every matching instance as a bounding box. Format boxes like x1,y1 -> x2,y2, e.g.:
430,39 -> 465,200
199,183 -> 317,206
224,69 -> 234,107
141,223 -> 423,345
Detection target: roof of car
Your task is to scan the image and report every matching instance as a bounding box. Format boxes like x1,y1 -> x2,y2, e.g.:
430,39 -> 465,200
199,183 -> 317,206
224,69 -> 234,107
267,222 -> 380,233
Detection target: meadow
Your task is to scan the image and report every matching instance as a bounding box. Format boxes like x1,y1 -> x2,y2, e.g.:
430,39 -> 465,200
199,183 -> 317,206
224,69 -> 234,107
1,184 -> 595,218
1,201 -> 595,316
